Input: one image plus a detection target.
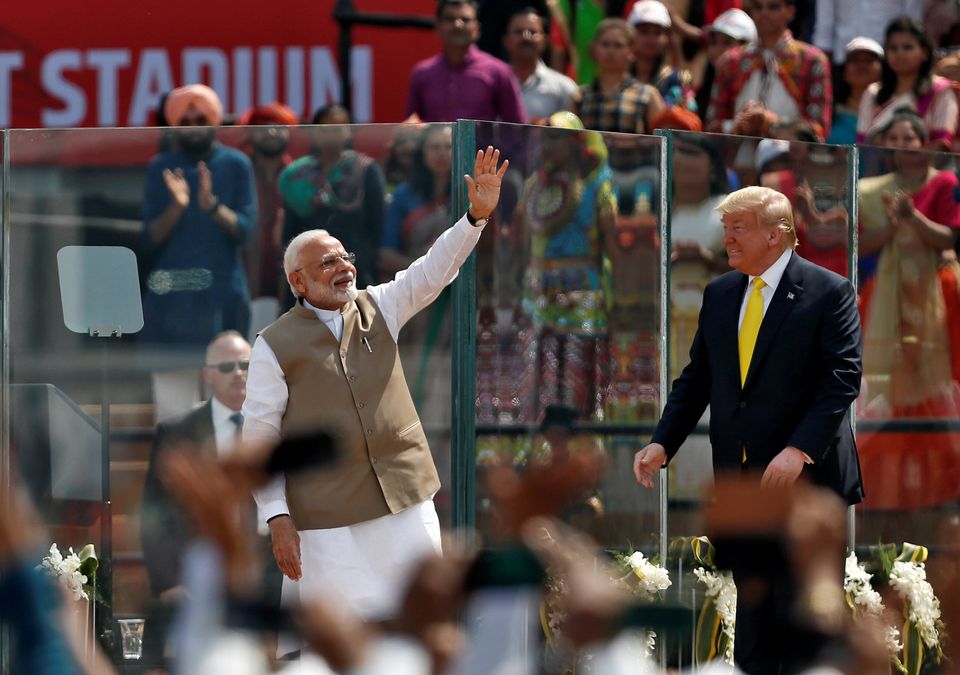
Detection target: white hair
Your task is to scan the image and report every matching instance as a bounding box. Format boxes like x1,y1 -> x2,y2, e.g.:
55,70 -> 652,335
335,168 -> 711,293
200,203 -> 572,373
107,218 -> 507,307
283,229 -> 331,298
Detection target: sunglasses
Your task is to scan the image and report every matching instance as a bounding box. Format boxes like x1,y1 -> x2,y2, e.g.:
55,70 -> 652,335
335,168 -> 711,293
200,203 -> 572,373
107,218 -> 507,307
207,359 -> 250,373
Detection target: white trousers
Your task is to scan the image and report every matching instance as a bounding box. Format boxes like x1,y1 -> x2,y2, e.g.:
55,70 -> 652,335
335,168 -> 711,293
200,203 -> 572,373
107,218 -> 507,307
279,498 -> 442,652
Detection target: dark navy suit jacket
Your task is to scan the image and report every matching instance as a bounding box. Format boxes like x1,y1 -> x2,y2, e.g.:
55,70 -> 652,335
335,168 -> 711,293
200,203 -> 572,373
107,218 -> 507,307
652,252 -> 864,505
140,402 -> 215,595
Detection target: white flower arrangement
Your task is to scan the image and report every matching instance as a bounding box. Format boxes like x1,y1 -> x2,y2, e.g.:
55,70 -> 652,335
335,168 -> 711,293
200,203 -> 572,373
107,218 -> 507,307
624,551 -> 673,598
37,543 -> 89,601
844,552 -> 884,616
614,551 -> 671,657
889,560 -> 942,653
844,552 -> 902,656
693,566 -> 737,665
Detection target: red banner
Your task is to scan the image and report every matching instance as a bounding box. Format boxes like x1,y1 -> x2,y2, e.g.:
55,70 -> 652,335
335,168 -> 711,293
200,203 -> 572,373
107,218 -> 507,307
0,0 -> 439,129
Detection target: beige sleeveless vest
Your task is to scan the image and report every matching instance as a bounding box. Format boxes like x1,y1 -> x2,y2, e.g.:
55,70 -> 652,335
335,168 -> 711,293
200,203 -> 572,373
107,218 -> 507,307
260,292 -> 440,529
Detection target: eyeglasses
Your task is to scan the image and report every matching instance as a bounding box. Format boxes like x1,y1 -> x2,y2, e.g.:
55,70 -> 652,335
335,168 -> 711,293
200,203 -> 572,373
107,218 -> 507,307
207,359 -> 250,373
296,252 -> 357,272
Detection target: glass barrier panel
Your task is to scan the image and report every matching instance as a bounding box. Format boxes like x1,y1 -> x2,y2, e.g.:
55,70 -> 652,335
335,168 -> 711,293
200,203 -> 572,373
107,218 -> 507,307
662,131 -> 855,563
854,141 -> 960,566
468,121 -> 665,552
3,121 -> 455,668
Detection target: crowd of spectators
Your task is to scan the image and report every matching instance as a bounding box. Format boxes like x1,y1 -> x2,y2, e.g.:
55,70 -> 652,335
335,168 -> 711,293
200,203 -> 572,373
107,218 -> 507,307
392,0 -> 960,148
16,3 -> 960,674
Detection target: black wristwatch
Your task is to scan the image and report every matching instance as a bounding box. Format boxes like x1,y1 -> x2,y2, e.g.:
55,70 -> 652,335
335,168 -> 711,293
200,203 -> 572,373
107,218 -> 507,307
206,197 -> 221,216
466,210 -> 490,227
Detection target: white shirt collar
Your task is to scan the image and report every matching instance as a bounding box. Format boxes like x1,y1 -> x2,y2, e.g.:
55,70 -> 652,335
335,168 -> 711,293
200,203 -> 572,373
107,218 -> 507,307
302,298 -> 345,341
210,396 -> 239,427
749,248 -> 793,292
302,298 -> 342,322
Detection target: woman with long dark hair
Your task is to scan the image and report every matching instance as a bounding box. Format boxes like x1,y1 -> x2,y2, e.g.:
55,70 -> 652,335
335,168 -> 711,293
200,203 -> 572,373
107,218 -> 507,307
378,124 -> 452,277
856,16 -> 957,149
827,38 -> 883,144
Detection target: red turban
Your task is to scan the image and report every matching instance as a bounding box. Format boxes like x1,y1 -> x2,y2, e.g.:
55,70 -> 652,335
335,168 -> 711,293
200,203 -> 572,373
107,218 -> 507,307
650,105 -> 703,132
164,84 -> 224,126
238,102 -> 299,126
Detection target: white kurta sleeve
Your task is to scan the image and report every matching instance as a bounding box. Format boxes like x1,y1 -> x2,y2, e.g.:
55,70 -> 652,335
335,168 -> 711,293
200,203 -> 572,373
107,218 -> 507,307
242,336 -> 290,522
366,214 -> 484,341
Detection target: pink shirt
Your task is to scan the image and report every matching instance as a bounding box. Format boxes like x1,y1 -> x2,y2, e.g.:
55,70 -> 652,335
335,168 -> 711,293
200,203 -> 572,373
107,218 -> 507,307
406,45 -> 527,123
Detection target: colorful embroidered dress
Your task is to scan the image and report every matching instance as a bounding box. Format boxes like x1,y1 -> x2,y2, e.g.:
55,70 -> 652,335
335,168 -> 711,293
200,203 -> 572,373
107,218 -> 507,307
706,30 -> 832,139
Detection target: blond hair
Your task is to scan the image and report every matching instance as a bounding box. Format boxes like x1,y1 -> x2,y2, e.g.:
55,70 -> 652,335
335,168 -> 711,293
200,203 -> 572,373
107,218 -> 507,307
715,186 -> 797,248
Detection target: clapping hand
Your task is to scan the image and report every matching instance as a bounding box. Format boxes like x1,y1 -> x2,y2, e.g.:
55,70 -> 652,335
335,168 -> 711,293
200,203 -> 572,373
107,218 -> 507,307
162,168 -> 189,209
463,146 -> 509,220
196,161 -> 217,212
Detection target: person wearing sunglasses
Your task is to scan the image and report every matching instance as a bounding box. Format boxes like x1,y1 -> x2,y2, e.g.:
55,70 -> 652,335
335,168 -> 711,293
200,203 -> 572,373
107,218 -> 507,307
140,330 -> 267,668
140,84 -> 257,351
242,146 -> 508,654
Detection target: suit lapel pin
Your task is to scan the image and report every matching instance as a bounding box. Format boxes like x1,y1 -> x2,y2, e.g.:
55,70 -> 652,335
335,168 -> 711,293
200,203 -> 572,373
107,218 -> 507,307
787,292 -> 795,300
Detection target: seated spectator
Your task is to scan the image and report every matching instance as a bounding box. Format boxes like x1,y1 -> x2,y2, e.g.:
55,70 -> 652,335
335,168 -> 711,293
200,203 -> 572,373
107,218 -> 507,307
406,0 -> 527,123
570,18 -> 666,134
705,0 -> 832,140
504,6 -> 578,124
827,38 -> 884,144
857,16 -> 958,149
695,8 -> 758,123
278,104 -> 385,303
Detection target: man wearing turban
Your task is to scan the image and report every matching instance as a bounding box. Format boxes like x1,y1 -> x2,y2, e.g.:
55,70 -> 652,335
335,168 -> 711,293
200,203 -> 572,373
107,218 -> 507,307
238,103 -> 298,300
141,84 -> 257,352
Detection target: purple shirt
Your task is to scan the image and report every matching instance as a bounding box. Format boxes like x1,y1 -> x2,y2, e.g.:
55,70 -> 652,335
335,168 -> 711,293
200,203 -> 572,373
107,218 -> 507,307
406,45 -> 527,123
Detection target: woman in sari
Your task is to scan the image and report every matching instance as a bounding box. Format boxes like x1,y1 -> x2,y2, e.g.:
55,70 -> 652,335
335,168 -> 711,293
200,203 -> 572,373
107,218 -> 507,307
856,16 -> 957,149
857,108 -> 960,509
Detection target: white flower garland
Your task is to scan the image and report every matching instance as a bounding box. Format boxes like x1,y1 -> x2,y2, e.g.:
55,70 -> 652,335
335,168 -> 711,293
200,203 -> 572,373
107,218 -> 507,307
693,566 -> 737,665
889,560 -> 942,651
37,543 -> 88,601
625,551 -> 672,597
844,552 -> 902,656
620,551 -> 672,657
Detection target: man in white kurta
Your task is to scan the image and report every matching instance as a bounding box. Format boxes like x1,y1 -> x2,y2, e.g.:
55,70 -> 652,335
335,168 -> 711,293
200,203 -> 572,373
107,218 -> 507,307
242,147 -> 508,636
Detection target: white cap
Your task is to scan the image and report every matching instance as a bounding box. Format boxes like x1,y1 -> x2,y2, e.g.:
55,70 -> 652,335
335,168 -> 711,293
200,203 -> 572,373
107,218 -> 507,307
755,138 -> 791,172
627,0 -> 672,28
845,36 -> 884,59
707,9 -> 757,44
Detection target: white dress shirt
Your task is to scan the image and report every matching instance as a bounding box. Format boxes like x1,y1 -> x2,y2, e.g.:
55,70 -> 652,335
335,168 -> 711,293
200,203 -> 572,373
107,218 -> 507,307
209,396 -> 242,456
736,248 -> 813,463
737,248 -> 793,330
813,0 -> 922,63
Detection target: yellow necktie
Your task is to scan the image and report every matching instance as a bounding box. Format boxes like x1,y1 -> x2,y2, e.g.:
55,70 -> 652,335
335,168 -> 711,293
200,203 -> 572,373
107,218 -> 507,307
738,278 -> 766,387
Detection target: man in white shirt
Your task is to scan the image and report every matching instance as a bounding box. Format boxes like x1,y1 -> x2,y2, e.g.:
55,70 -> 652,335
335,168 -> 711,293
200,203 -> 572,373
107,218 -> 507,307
813,0 -> 922,64
503,7 -> 578,122
243,147 -> 508,640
